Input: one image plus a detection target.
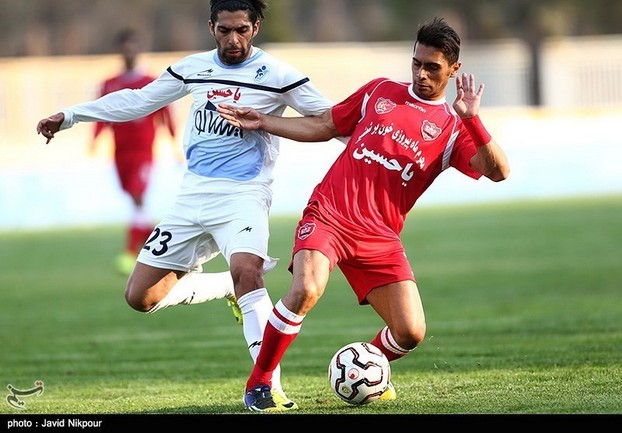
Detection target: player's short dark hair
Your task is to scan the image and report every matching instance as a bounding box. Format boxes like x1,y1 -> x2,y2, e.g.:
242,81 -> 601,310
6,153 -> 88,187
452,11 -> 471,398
115,28 -> 140,46
210,0 -> 268,23
416,17 -> 461,65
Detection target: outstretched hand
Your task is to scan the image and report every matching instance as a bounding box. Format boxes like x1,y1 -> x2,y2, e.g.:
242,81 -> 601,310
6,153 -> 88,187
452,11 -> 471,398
36,113 -> 65,144
453,73 -> 484,118
217,104 -> 262,131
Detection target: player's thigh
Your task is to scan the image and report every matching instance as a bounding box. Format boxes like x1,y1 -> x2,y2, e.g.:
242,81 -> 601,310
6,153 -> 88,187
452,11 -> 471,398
367,280 -> 426,336
126,261 -> 185,306
282,250 -> 332,315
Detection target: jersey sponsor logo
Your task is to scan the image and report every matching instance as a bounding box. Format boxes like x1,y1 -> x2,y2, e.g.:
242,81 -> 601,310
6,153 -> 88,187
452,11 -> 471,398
254,65 -> 270,83
375,97 -> 397,114
206,87 -> 242,102
297,222 -> 316,240
194,104 -> 241,137
353,144 -> 419,185
357,121 -> 423,160
421,120 -> 442,141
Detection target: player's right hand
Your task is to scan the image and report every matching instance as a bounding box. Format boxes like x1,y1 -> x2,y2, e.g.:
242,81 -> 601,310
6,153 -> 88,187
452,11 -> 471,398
36,112 -> 65,144
217,104 -> 261,130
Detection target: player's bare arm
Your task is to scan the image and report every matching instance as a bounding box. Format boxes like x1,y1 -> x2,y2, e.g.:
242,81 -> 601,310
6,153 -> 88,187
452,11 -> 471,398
217,103 -> 338,142
470,137 -> 510,182
36,112 -> 65,144
453,73 -> 510,182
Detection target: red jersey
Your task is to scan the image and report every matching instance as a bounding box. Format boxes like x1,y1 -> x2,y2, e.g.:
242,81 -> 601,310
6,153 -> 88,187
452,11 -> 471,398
94,70 -> 175,198
311,77 -> 482,237
94,70 -> 175,156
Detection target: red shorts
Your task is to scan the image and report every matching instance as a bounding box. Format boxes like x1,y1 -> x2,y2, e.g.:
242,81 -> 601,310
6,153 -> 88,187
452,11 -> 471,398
114,153 -> 153,199
290,202 -> 415,305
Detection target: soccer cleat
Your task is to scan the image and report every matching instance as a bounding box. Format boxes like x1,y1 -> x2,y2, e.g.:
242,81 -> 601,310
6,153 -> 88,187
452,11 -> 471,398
378,381 -> 396,401
226,296 -> 243,325
272,388 -> 299,410
115,252 -> 135,276
243,384 -> 279,412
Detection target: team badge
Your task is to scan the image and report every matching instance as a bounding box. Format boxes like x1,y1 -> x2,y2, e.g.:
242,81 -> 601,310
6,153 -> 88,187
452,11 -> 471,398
375,98 -> 396,114
297,222 -> 316,240
254,65 -> 270,83
421,120 -> 442,141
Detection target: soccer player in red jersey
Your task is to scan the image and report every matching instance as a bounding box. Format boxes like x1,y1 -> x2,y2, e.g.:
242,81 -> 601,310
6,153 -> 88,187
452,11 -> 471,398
92,29 -> 177,275
218,17 -> 510,411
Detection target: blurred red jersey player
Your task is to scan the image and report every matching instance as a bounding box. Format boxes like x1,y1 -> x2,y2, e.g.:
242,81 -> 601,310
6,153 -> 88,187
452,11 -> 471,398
91,29 -> 177,275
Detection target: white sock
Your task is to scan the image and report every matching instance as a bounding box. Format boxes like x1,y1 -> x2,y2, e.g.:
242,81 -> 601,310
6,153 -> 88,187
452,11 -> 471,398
237,288 -> 284,392
132,205 -> 152,229
148,271 -> 234,314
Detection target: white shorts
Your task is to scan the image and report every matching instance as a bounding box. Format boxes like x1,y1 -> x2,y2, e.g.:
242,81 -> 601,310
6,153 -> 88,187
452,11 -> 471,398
137,171 -> 278,273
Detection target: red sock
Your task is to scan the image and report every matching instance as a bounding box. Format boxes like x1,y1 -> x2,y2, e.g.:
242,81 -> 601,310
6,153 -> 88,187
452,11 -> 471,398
246,319 -> 299,391
371,327 -> 409,362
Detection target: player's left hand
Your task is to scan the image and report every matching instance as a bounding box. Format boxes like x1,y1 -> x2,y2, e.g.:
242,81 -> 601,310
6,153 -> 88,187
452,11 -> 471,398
453,73 -> 484,119
36,113 -> 65,144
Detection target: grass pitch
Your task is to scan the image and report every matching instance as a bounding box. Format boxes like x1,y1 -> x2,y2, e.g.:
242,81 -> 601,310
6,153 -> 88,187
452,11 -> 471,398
1,195 -> 620,420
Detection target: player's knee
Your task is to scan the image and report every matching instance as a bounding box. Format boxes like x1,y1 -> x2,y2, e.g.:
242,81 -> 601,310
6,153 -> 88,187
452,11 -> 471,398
412,323 -> 426,348
125,292 -> 149,312
231,261 -> 264,293
282,284 -> 323,316
300,287 -> 322,306
124,286 -> 152,313
394,322 -> 426,351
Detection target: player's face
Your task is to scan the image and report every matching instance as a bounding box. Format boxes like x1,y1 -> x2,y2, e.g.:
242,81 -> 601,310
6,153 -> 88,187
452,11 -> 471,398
411,42 -> 460,101
120,39 -> 140,70
209,10 -> 259,66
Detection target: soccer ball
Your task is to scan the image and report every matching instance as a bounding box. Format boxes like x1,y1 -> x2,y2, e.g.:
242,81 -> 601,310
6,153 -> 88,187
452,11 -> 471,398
328,342 -> 390,405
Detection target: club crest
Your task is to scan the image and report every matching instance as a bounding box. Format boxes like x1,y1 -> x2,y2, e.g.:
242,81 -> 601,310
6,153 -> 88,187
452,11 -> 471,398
297,222 -> 316,240
421,120 -> 442,141
375,98 -> 396,114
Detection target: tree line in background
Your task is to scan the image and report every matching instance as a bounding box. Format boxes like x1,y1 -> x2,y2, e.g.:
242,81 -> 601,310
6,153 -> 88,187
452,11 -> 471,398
1,0 -> 620,58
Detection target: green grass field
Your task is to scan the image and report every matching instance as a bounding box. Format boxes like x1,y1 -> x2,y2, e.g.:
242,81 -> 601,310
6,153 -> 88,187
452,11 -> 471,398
1,195 -> 621,418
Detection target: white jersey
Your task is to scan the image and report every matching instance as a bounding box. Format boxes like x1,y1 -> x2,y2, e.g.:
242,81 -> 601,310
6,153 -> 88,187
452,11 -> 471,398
61,46 -> 332,189
59,47 -> 333,272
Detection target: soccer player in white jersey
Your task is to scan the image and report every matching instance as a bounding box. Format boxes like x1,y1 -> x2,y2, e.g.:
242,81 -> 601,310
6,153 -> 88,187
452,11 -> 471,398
217,17 -> 510,411
36,0 -> 334,411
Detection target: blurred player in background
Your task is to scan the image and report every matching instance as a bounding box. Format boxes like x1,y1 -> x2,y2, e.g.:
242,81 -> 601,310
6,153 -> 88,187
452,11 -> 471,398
91,28 -> 177,276
36,0 -> 334,411
218,17 -> 510,411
